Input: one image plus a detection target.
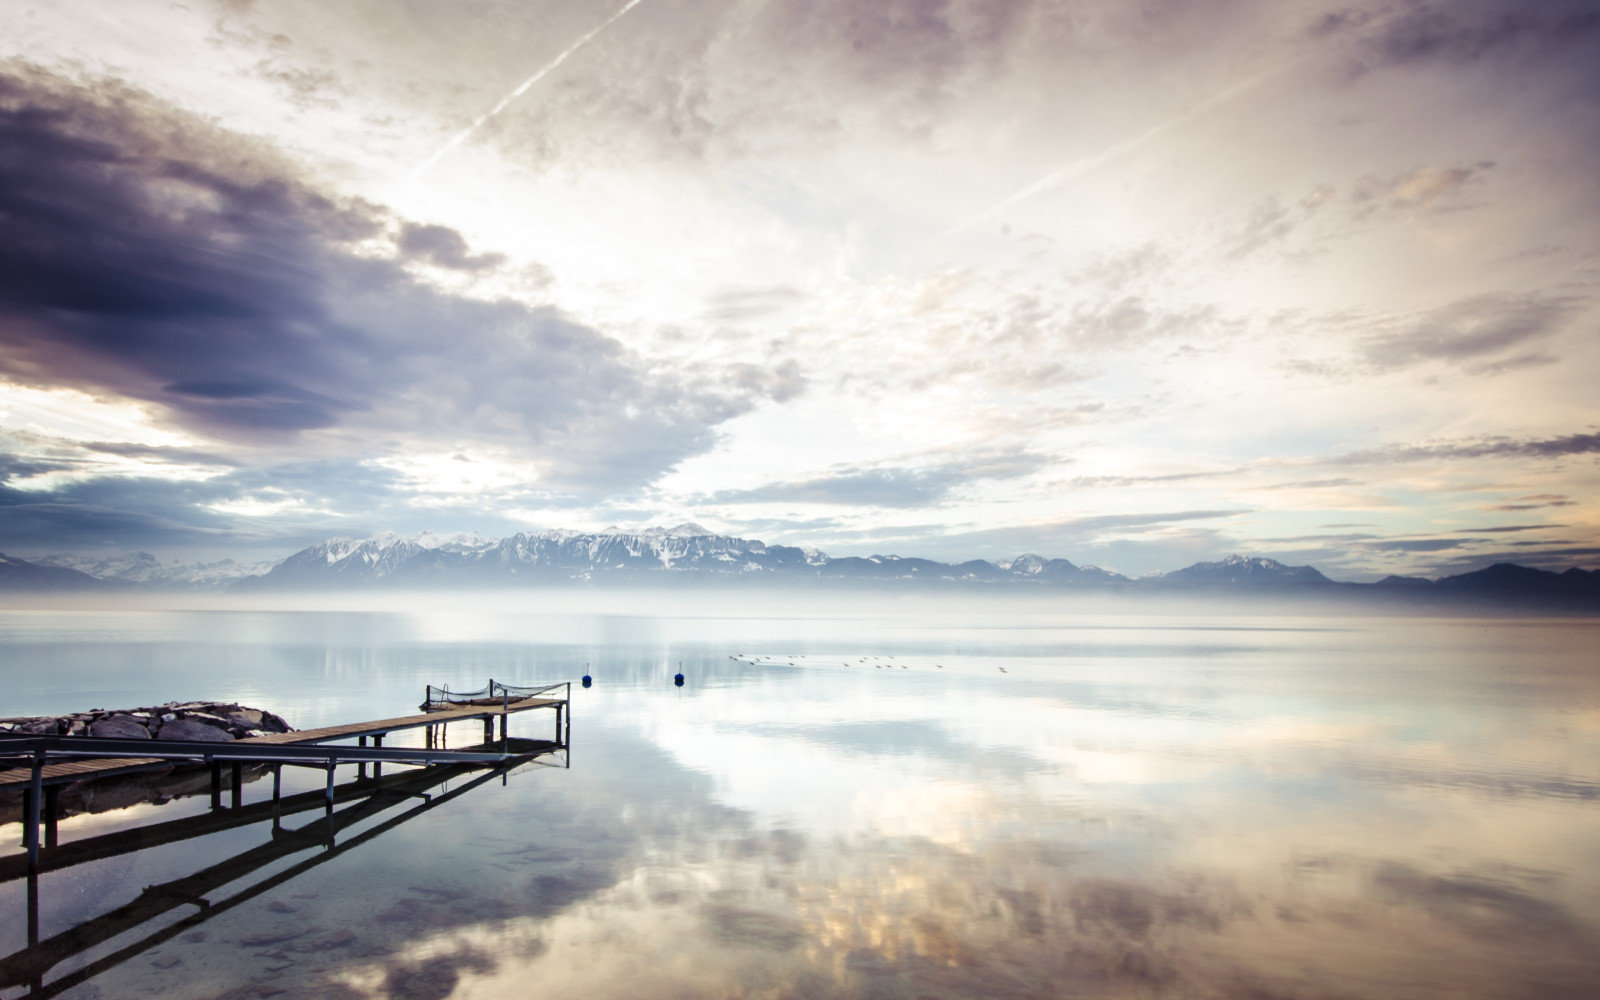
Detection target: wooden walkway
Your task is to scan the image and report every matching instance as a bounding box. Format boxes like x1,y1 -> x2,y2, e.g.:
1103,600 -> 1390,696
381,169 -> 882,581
0,696 -> 563,793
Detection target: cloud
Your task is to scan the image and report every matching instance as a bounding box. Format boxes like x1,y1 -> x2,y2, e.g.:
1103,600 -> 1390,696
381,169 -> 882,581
1334,430 -> 1600,465
396,223 -> 507,271
752,0 -> 1035,102
1480,494 -> 1576,511
1355,1 -> 1600,70
706,449 -> 1049,508
702,286 -> 810,322
1361,294 -> 1576,370
0,65 -> 789,493
1457,524 -> 1557,534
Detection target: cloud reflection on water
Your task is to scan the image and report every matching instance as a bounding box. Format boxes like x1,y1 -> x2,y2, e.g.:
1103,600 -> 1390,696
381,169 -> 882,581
3,607 -> 1598,999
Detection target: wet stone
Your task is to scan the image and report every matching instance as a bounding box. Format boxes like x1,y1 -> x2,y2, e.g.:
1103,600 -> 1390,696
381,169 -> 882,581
90,715 -> 152,739
157,716 -> 236,742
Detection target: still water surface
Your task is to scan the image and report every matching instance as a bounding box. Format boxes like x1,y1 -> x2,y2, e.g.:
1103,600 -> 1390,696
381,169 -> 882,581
1,598 -> 1598,999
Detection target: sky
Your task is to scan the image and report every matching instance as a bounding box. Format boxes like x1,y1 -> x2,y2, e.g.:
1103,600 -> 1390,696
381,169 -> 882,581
0,0 -> 1596,580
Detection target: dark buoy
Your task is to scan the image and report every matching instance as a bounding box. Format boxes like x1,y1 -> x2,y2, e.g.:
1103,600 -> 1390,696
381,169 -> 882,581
674,661 -> 685,687
582,674 -> 592,688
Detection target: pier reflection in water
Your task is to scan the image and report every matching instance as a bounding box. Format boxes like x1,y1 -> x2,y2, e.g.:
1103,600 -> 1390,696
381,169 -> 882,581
1,735 -> 567,999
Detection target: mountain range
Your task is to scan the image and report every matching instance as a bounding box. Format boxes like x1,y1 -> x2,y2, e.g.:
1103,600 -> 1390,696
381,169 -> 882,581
1,524 -> 1595,605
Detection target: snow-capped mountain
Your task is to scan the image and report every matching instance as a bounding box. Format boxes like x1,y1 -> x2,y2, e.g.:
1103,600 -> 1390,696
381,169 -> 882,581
234,525 -> 1146,590
8,534 -> 1596,605
240,524 -> 823,588
1153,554 -> 1332,587
32,551 -> 275,589
999,554 -> 1126,584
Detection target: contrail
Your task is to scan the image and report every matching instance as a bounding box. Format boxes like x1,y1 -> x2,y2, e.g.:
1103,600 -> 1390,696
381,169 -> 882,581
410,0 -> 652,180
935,66 -> 1282,241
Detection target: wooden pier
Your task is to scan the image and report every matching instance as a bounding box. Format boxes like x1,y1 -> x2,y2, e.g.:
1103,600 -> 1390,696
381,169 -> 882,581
1,680 -> 570,869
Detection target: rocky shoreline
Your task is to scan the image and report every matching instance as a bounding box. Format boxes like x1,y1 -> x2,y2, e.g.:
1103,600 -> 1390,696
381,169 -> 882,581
0,701 -> 294,742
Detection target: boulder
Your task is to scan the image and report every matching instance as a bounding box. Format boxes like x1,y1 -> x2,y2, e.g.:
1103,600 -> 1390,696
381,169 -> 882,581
90,715 -> 153,739
155,716 -> 235,742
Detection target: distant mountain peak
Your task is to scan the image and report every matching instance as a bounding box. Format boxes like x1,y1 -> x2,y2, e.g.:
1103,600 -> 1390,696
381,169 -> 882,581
414,529 -> 492,550
1160,554 -> 1330,586
640,522 -> 713,537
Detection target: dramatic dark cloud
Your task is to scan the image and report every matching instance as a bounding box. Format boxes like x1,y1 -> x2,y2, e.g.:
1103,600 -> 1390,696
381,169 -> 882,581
396,222 -> 507,271
1355,0 -> 1600,71
0,65 -> 792,492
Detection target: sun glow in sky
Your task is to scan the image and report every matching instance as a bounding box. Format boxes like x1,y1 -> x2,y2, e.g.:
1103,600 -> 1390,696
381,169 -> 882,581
0,0 -> 1596,577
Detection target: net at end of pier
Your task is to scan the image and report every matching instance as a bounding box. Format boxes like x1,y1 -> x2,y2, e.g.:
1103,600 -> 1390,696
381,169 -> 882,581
421,681 -> 566,711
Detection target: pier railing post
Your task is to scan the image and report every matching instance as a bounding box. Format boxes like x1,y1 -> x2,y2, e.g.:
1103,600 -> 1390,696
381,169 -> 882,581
231,761 -> 243,809
324,761 -> 336,814
272,764 -> 283,832
209,758 -> 221,810
44,785 -> 60,849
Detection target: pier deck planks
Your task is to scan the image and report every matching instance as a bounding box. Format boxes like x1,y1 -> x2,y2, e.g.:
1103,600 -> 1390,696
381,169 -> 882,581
0,696 -> 562,791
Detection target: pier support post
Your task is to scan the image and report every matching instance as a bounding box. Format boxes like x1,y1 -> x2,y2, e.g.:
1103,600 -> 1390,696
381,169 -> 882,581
554,704 -> 562,743
358,736 -> 367,780
484,717 -> 493,745
231,761 -> 243,809
373,734 -> 383,781
210,759 -> 222,810
25,751 -> 42,865
272,764 -> 283,831
324,761 -> 336,814
44,785 -> 59,849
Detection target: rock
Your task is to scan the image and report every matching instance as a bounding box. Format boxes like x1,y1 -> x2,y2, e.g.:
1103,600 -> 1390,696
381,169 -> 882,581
19,719 -> 60,735
156,717 -> 235,742
90,715 -> 153,740
266,900 -> 297,913
151,955 -> 182,968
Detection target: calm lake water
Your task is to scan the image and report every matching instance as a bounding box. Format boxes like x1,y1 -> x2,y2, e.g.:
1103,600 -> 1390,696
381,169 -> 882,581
1,594 -> 1598,999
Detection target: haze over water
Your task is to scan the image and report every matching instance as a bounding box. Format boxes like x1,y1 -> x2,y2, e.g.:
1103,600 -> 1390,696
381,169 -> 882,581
2,594 -> 1597,999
